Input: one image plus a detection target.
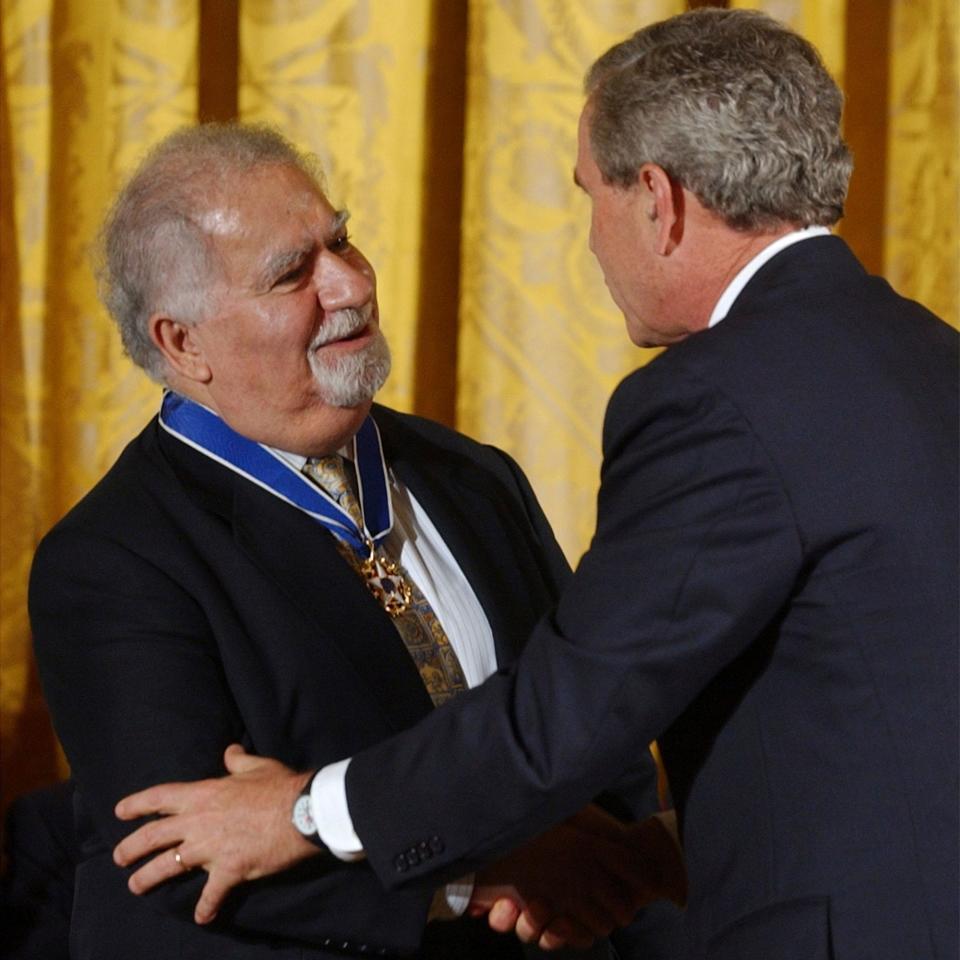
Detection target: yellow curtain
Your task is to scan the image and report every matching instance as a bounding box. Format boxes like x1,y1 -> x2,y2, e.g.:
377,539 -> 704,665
2,0 -> 195,816
884,0 -> 959,323
2,0 -> 958,819
456,0 -> 685,558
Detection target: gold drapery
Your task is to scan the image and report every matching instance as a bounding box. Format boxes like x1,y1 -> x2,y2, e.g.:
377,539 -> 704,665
2,0 -> 957,818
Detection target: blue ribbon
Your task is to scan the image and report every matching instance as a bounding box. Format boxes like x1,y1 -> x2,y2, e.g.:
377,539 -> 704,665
159,392 -> 393,555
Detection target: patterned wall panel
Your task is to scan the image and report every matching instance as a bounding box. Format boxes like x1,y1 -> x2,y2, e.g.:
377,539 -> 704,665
457,0 -> 684,560
885,0 -> 959,327
2,0 -> 197,808
731,0 -> 847,80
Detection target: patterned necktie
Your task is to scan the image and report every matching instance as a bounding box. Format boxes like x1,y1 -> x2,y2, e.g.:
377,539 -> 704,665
303,455 -> 468,706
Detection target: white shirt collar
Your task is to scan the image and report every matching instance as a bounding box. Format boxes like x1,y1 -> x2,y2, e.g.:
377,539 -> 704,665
708,225 -> 831,328
272,448 -> 308,471
270,446 -> 353,472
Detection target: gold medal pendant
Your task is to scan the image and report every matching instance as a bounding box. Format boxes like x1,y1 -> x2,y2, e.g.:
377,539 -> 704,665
359,544 -> 413,617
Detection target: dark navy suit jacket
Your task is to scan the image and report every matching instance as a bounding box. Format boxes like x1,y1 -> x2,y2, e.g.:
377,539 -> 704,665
345,238 -> 959,960
31,406 -> 672,958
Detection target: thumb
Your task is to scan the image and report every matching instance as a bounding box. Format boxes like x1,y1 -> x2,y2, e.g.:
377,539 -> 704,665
223,743 -> 259,773
487,897 -> 522,932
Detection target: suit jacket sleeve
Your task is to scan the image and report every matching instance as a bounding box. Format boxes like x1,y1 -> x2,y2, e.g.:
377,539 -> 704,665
29,523 -> 435,953
346,360 -> 804,888
483,441 -> 664,820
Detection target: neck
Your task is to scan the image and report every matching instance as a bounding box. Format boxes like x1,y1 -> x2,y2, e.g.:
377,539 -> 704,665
674,204 -> 797,333
162,379 -> 370,458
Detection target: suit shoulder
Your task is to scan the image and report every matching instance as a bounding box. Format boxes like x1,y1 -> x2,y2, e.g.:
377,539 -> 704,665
34,420 -> 170,553
372,404 -> 482,452
371,405 -> 524,479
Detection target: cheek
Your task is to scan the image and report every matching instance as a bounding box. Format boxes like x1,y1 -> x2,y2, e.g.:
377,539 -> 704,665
589,209 -> 615,267
255,300 -> 316,349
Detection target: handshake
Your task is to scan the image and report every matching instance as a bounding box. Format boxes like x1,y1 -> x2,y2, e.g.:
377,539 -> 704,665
467,803 -> 686,950
114,745 -> 686,952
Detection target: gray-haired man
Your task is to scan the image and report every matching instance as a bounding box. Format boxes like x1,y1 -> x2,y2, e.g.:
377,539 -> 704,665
30,123 -> 682,959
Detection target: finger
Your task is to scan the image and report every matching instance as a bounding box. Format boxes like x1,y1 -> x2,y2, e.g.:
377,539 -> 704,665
115,783 -> 190,820
224,743 -> 276,775
487,897 -> 521,933
515,898 -> 552,944
194,872 -> 236,925
540,916 -> 595,952
223,743 -> 251,772
115,818 -> 185,866
127,846 -> 192,895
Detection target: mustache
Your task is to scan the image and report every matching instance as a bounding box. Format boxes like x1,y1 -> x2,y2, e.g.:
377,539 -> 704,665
311,307 -> 373,348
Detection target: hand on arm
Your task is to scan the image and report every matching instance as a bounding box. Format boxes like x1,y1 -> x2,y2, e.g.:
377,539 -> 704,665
467,804 -> 686,951
114,744 -> 320,924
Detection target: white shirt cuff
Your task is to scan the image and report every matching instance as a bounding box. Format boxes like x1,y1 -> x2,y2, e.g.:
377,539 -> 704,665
309,759 -> 365,861
310,760 -> 474,919
444,875 -> 475,916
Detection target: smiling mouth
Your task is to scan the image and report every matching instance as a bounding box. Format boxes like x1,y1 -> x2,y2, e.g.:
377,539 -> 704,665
319,323 -> 374,352
312,309 -> 377,350
336,322 -> 370,343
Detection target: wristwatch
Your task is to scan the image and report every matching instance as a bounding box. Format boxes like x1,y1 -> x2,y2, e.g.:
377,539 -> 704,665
291,772 -> 328,849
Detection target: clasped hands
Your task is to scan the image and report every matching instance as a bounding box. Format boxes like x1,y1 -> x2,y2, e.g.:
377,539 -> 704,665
468,803 -> 686,950
113,745 -> 685,951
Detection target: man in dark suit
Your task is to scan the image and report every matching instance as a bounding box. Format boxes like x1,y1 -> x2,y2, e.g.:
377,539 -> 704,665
111,9 -> 958,960
29,124 -> 681,958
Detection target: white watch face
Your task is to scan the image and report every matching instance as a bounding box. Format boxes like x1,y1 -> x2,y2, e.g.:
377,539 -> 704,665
292,794 -> 317,836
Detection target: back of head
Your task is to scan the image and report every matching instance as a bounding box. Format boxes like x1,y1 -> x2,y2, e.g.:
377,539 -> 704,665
585,8 -> 852,231
99,123 -> 323,382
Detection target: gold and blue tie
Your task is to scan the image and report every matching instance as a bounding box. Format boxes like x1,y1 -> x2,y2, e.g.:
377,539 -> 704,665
303,455 -> 467,706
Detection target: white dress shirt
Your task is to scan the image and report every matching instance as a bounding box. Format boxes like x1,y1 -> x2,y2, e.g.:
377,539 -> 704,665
278,447 -> 498,690
277,447 -> 492,911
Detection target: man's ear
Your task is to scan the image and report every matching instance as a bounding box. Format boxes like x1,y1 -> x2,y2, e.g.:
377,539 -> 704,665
639,163 -> 683,255
149,315 -> 212,383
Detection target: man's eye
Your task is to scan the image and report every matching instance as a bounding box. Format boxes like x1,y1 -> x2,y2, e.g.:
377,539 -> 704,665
276,264 -> 307,286
329,233 -> 351,253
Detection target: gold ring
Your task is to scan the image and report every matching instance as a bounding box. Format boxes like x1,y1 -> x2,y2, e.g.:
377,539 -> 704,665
173,848 -> 189,871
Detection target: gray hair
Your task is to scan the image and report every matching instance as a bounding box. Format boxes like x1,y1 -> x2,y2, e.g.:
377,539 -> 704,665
99,123 -> 325,381
585,8 -> 853,231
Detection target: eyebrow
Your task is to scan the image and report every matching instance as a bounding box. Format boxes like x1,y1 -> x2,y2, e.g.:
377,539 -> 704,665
328,208 -> 350,240
256,209 -> 352,289
257,244 -> 314,290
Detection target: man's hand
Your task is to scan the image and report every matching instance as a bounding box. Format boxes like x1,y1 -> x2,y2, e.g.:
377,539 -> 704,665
113,744 -> 320,924
468,806 -> 686,951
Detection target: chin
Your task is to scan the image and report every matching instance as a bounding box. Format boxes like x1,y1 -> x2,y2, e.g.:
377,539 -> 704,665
310,337 -> 392,408
323,393 -> 376,412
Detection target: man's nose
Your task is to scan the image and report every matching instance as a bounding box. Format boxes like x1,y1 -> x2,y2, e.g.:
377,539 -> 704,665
315,252 -> 374,312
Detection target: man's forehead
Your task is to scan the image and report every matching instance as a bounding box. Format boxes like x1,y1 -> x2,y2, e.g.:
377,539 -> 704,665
197,206 -> 243,237
196,164 -> 338,238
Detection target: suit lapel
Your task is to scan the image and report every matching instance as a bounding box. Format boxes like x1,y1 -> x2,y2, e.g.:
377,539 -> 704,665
156,408 -> 547,724
156,424 -> 435,732
377,417 -> 545,668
